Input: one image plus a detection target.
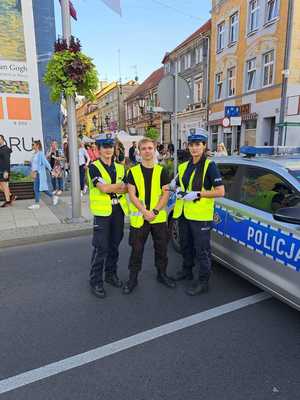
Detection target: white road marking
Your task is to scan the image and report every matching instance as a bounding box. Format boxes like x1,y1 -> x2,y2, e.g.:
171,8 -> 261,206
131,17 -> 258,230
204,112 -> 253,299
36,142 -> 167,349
0,292 -> 270,394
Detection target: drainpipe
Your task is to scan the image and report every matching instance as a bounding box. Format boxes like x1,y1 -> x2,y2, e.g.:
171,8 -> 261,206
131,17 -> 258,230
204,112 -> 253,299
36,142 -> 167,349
205,35 -> 211,142
278,0 -> 294,145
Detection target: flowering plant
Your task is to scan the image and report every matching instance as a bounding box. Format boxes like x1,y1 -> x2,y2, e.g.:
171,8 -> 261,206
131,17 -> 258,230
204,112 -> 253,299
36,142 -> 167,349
44,37 -> 98,102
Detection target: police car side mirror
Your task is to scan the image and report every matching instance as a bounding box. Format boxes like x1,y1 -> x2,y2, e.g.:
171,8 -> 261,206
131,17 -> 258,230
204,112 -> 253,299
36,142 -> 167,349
273,207 -> 300,225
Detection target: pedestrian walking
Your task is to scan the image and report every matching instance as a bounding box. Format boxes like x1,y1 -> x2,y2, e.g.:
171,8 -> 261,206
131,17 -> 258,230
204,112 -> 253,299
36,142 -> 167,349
87,142 -> 100,162
0,134 -> 15,207
168,142 -> 174,158
129,141 -> 137,164
88,133 -> 129,298
29,140 -> 58,210
123,138 -> 176,294
47,141 -> 64,195
114,140 -> 125,164
215,142 -> 228,157
172,129 -> 225,295
78,140 -> 90,196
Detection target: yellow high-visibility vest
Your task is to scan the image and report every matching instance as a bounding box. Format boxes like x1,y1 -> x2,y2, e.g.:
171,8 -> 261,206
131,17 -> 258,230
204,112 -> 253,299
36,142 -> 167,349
173,159 -> 214,221
129,164 -> 167,228
88,160 -> 129,217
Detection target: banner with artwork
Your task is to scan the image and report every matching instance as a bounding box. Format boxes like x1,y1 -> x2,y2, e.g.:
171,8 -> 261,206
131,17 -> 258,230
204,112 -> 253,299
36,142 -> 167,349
0,0 -> 43,164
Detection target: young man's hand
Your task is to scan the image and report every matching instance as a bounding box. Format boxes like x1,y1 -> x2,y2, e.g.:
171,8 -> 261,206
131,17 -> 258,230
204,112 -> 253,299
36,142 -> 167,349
143,210 -> 155,222
116,183 -> 127,194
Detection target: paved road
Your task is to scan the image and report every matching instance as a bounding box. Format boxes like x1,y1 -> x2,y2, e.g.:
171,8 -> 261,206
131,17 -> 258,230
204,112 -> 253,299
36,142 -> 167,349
0,235 -> 299,399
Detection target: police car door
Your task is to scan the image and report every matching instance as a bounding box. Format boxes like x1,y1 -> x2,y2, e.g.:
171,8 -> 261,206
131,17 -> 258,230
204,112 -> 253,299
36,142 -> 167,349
222,164 -> 300,308
211,162 -> 241,261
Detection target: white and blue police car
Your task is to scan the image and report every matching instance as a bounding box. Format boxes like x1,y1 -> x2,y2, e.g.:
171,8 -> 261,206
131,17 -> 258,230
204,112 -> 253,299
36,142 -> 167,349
168,146 -> 300,311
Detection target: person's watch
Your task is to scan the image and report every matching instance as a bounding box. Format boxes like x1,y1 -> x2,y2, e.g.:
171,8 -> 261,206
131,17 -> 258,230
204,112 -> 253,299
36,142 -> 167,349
152,209 -> 159,216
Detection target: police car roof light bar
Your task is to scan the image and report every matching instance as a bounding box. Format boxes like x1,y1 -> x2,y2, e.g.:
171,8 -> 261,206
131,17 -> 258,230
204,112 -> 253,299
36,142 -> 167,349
240,146 -> 300,158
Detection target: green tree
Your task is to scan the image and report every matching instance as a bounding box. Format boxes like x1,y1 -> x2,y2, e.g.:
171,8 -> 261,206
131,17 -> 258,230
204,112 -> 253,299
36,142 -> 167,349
145,127 -> 159,141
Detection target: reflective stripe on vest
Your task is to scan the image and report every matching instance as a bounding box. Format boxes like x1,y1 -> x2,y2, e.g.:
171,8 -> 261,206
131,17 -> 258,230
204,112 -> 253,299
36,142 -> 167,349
88,160 -> 129,217
173,159 -> 214,221
129,164 -> 167,228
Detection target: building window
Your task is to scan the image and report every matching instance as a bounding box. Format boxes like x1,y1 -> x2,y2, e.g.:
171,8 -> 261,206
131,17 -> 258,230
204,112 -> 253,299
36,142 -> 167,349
249,0 -> 260,33
217,21 -> 225,52
266,0 -> 279,22
176,59 -> 181,73
194,78 -> 204,103
164,63 -> 170,73
246,58 -> 256,91
263,50 -> 274,87
195,46 -> 203,64
229,12 -> 239,44
228,67 -> 236,97
215,72 -> 223,100
184,53 -> 191,70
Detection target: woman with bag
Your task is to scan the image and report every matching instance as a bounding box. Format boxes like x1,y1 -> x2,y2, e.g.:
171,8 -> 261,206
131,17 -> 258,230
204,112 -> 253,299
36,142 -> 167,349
47,141 -> 64,195
28,140 -> 58,210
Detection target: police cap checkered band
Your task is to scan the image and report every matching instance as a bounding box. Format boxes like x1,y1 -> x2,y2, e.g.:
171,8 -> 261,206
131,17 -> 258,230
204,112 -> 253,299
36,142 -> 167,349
95,132 -> 116,146
188,128 -> 208,143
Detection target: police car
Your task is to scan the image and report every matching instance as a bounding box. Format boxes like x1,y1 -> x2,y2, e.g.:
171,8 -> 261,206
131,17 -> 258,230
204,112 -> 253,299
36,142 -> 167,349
168,146 -> 300,311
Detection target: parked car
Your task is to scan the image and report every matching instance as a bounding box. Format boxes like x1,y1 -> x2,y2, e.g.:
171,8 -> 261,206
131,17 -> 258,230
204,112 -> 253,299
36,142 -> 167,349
168,146 -> 300,311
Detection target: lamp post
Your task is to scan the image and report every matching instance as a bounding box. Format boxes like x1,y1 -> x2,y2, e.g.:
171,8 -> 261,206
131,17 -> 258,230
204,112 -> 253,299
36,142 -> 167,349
61,0 -> 81,220
105,115 -> 110,128
100,116 -> 104,133
138,96 -> 153,133
137,96 -> 145,114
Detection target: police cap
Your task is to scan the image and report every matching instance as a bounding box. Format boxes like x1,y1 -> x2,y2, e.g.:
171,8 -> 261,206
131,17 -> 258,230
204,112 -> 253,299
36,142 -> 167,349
187,128 -> 208,143
95,132 -> 116,147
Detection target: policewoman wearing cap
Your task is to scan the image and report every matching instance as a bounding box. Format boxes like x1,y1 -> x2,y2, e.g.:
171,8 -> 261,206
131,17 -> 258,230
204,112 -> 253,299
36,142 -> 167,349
172,129 -> 225,295
88,133 -> 128,298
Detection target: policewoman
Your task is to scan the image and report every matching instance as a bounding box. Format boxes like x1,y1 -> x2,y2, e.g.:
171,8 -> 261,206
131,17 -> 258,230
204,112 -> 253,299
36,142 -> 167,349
173,129 -> 225,295
123,138 -> 176,294
88,133 -> 128,298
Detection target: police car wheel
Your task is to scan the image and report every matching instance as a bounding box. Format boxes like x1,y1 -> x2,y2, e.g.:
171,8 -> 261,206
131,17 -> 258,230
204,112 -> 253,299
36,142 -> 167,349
168,217 -> 181,253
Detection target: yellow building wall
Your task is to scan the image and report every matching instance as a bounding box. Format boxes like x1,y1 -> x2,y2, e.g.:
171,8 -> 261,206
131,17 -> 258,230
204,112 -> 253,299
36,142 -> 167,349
289,0 -> 300,84
210,0 -> 289,108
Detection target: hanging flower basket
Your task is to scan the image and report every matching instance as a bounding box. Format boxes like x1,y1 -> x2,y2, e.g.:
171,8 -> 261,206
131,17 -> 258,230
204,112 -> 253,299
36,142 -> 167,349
44,37 -> 99,102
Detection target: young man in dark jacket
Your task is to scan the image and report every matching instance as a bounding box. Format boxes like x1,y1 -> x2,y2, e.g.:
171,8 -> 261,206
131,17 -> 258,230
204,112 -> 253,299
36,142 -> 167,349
0,135 -> 15,207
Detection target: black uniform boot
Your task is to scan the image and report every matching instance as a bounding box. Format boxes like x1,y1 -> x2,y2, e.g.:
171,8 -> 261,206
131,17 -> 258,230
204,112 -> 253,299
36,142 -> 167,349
123,272 -> 138,295
90,283 -> 106,299
174,269 -> 194,281
105,272 -> 123,288
185,281 -> 209,296
157,272 -> 176,288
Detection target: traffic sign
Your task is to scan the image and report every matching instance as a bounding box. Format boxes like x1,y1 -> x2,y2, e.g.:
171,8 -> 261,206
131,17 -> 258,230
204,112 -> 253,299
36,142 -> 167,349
230,116 -> 242,126
222,117 -> 230,128
157,75 -> 191,113
225,106 -> 240,117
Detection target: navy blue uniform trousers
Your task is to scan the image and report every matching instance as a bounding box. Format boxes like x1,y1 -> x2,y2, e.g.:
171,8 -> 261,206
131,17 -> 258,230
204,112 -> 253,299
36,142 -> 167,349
90,205 -> 124,287
178,216 -> 212,282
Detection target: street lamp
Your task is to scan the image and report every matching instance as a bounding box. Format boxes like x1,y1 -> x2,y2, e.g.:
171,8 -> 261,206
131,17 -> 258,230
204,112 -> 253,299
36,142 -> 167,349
137,96 -> 145,114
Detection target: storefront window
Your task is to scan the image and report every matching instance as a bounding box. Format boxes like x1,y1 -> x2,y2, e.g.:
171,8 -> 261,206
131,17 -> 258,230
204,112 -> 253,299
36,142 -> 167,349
244,119 -> 257,146
224,133 -> 232,155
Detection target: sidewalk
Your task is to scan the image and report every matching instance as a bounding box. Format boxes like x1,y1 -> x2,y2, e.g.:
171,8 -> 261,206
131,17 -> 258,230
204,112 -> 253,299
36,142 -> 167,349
0,194 -> 93,248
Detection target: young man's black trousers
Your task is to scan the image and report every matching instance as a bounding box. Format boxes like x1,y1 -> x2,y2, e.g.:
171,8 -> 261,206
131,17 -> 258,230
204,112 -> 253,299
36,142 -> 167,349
128,221 -> 169,274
